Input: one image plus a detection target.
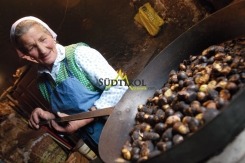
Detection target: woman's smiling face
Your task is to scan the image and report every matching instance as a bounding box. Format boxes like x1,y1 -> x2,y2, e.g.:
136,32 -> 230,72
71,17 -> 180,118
19,24 -> 57,70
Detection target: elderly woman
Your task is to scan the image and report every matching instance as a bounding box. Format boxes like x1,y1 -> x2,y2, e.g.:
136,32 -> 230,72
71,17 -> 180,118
10,16 -> 128,155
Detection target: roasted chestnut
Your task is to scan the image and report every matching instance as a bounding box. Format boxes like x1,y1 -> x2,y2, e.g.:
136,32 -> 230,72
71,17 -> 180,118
173,121 -> 190,135
162,128 -> 173,141
154,109 -> 165,123
156,141 -> 172,151
165,115 -> 181,128
143,131 -> 160,141
173,134 -> 184,145
122,142 -> 132,160
203,108 -> 220,123
154,122 -> 165,134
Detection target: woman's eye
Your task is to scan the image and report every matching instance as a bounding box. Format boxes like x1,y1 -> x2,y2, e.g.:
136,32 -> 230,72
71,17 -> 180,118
28,47 -> 34,51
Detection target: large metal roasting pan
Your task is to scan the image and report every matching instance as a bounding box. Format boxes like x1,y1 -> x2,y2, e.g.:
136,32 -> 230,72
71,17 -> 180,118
99,1 -> 245,163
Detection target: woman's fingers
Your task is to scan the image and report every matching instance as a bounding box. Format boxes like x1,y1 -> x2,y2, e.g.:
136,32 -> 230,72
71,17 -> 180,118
50,120 -> 79,133
50,112 -> 94,133
29,114 -> 39,129
28,119 -> 35,129
29,108 -> 55,130
32,108 -> 46,128
51,120 -> 68,133
32,111 -> 41,123
44,111 -> 56,120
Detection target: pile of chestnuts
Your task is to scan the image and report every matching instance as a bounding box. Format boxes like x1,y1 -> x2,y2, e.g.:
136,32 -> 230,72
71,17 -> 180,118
121,38 -> 245,162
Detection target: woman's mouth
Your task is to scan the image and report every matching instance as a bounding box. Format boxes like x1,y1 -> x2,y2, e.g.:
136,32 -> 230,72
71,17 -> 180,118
41,51 -> 51,60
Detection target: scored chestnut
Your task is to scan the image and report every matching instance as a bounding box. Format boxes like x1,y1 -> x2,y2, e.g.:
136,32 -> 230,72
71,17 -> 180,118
173,121 -> 190,135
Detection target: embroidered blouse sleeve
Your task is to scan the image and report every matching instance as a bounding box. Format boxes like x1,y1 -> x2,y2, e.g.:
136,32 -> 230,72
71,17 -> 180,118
74,45 -> 128,109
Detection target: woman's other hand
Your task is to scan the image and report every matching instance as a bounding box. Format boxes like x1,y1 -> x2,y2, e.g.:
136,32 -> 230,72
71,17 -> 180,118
51,112 -> 94,134
29,107 -> 55,129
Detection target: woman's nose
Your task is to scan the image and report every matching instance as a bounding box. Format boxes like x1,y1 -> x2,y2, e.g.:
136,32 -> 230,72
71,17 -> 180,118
37,44 -> 46,54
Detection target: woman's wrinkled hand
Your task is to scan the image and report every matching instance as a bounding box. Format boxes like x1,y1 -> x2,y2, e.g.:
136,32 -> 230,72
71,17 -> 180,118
50,112 -> 94,134
29,107 -> 55,129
